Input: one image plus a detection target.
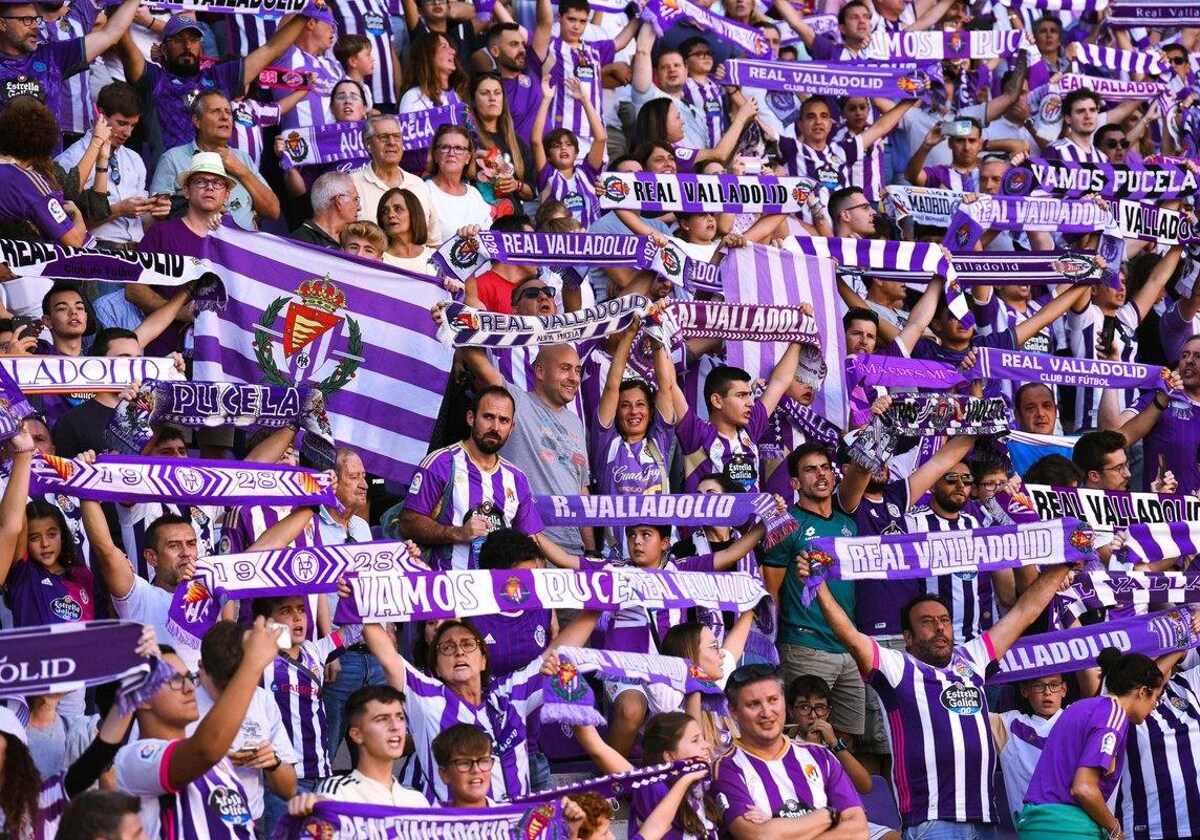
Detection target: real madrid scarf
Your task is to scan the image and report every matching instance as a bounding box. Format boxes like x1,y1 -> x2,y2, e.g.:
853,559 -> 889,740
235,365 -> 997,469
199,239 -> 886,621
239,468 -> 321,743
104,380 -> 336,468
597,172 -> 818,213
30,453 -> 336,507
1003,158 -> 1200,200
801,518 -> 1095,606
845,394 -> 1010,473
540,646 -> 726,726
0,620 -> 175,715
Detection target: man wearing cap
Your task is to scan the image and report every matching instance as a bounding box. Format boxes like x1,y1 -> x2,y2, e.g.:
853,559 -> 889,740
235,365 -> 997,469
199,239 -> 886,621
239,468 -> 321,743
116,9 -> 306,156
0,0 -> 139,121
277,0 -> 342,130
149,89 -> 280,231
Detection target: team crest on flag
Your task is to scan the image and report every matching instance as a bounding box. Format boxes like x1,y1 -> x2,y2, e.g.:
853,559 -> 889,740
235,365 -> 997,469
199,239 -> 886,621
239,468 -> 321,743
254,277 -> 363,396
601,175 -> 631,201
282,130 -> 310,164
552,659 -> 589,701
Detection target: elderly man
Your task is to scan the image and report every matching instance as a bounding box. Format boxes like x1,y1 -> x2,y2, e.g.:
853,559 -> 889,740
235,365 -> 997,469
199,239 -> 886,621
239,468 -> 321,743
151,90 -> 280,230
351,113 -> 440,239
291,171 -> 361,248
711,663 -> 868,838
118,10 -> 305,155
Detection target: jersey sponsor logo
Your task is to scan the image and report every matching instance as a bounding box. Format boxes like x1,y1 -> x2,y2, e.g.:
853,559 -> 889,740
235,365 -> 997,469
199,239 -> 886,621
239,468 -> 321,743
50,595 -> 81,622
723,453 -> 757,489
138,742 -> 164,760
940,682 -> 984,715
775,798 -> 816,818
363,11 -> 385,33
466,499 -> 506,533
208,786 -> 251,825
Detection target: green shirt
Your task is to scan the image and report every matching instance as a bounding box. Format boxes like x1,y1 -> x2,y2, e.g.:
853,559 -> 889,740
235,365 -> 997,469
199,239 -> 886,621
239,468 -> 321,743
764,504 -> 857,652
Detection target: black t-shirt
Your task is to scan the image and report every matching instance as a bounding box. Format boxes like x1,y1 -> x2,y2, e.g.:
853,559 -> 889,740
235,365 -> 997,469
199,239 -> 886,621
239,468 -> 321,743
51,398 -> 115,458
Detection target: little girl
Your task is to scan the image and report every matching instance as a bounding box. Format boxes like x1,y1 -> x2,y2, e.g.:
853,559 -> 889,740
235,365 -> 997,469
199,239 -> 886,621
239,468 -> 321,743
532,74 -> 605,228
1,497 -> 95,628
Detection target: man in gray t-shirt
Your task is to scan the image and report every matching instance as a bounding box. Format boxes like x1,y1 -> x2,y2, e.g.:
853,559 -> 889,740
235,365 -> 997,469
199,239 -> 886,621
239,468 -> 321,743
502,344 -> 593,554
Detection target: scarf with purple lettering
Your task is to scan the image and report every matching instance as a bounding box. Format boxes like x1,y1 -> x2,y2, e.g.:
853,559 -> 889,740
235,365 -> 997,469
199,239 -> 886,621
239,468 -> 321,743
845,395 -> 1011,473
30,453 -> 336,506
883,184 -> 963,226
1022,485 -> 1200,539
430,231 -> 658,285
277,800 -> 568,840
1054,570 -> 1200,624
862,29 -> 1025,61
781,13 -> 837,45
640,0 -> 772,57
652,239 -> 722,293
1108,2 -> 1200,26
541,646 -> 725,726
277,122 -> 367,171
0,362 -> 34,443
436,296 -> 652,347
1122,522 -> 1200,564
1,356 -> 185,394
1073,43 -> 1170,77
0,621 -> 175,715
335,565 -> 768,623
151,0 -> 307,13
801,518 -> 1094,606
945,196 -> 1113,249
0,240 -> 223,294
598,172 -> 817,213
1055,72 -> 1169,101
515,758 -> 708,803
535,491 -> 797,547
993,605 -> 1199,683
782,236 -> 971,327
1003,158 -> 1200,200
722,58 -> 933,99
845,353 -> 970,390
105,380 -> 335,468
1107,199 -> 1199,245
966,347 -> 1173,390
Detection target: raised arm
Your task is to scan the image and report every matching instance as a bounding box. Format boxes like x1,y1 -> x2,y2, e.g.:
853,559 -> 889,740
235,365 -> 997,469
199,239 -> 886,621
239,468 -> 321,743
713,521 -> 767,570
84,0 -> 139,62
572,78 -> 607,172
244,14 -> 307,86
133,285 -> 192,349
772,0 -> 816,48
548,608 -> 601,648
1130,243 -> 1181,321
631,22 -> 655,96
907,432 -> 976,499
861,99 -> 917,149
984,565 -> 1072,661
904,123 -> 942,185
248,507 -> 316,550
760,340 -> 804,415
1013,284 -> 1089,348
636,772 -> 712,840
697,98 -> 759,167
572,723 -> 634,775
598,320 -> 638,429
895,276 -> 944,352
651,327 -> 687,424
722,607 -> 756,663
531,0 -> 554,62
82,497 -> 135,599
116,28 -> 145,85
531,71 -> 554,173
0,429 -> 33,581
362,621 -> 409,693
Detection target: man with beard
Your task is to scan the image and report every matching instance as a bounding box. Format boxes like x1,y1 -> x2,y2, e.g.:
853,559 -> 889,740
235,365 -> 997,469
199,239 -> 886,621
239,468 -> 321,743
808,564 -> 1073,839
485,22 -> 542,137
0,0 -> 139,120
116,10 -> 307,156
401,385 -> 573,570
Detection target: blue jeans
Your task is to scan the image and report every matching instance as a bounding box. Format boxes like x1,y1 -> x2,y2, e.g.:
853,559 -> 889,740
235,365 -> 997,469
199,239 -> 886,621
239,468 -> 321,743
322,650 -> 386,765
903,821 -> 996,840
262,775 -> 317,837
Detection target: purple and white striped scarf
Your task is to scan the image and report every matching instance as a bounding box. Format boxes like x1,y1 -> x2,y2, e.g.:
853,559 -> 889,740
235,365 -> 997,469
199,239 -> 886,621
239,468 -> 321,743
598,172 -> 817,213
803,517 -> 1094,606
514,758 -> 708,803
0,621 -> 175,716
1053,570 -> 1200,626
640,0 -> 771,57
436,296 -> 651,347
150,0 -> 306,13
30,453 -> 336,507
667,301 -> 822,345
1055,72 -> 1169,102
1108,1 -> 1200,26
1022,484 -> 1200,535
783,235 -> 971,327
846,353 -> 970,390
277,800 -> 567,840
535,492 -> 798,547
0,362 -> 35,444
994,606 -> 1198,683
946,196 -> 1112,250
430,231 -> 658,284
0,356 -> 185,394
967,347 -> 1172,391
996,0 -> 1105,9
722,58 -> 933,99
1123,522 -> 1200,564
846,394 -> 1010,473
1110,198 -> 1199,245
651,240 -> 721,293
863,29 -> 1025,61
0,239 -> 221,292
1003,158 -> 1199,200
104,380 -> 334,467
278,122 -> 367,171
541,646 -> 724,726
1073,43 -> 1169,77
774,398 -> 843,449
865,250 -> 1110,287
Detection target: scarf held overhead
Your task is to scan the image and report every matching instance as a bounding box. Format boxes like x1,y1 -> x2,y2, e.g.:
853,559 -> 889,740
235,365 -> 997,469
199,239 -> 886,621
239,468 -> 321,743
0,362 -> 35,443
598,172 -> 818,213
430,231 -> 658,284
722,58 -> 932,99
0,356 -> 185,394
966,347 -> 1171,390
0,239 -> 222,293
1053,571 -> 1200,627
640,0 -> 772,57
436,296 -> 651,347
861,28 -> 1025,61
1003,159 -> 1200,200
846,394 -> 1010,473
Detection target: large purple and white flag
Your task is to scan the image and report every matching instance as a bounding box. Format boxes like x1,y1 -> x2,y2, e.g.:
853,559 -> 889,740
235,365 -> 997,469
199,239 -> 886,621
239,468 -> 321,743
192,227 -> 452,484
721,243 -> 847,427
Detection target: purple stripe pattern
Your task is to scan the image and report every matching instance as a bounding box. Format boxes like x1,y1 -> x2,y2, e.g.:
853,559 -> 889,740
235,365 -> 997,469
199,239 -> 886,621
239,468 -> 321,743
0,361 -> 35,443
598,172 -> 818,213
723,58 -> 933,98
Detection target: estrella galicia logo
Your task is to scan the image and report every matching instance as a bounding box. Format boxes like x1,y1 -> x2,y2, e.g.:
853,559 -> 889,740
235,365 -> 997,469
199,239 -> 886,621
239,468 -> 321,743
940,682 -> 983,715
208,787 -> 250,825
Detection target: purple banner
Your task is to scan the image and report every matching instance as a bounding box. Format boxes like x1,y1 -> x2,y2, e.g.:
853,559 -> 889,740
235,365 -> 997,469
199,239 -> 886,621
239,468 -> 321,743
281,800 -> 567,840
1124,522 -> 1200,564
846,353 -> 969,390
722,58 -> 932,99
967,347 -> 1172,391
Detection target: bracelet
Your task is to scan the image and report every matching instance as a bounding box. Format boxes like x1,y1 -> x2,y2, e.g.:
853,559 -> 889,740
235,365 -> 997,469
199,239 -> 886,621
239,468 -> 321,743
825,806 -> 841,829
8,446 -> 34,454
266,755 -> 283,771
1154,392 -> 1171,410
831,738 -> 847,753
95,166 -> 108,172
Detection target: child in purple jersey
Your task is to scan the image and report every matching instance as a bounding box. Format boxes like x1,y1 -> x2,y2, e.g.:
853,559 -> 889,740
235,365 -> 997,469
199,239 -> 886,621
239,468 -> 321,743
473,529 -> 554,679
531,74 -> 603,228
574,713 -> 718,840
675,347 -> 806,494
1019,649 -> 1166,840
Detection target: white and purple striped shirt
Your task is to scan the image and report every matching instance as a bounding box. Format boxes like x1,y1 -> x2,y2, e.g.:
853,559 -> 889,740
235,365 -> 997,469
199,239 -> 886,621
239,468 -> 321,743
528,37 -> 615,143
1118,666 -> 1200,840
42,0 -> 101,135
328,0 -> 397,107
538,159 -> 601,228
1046,136 -> 1107,164
404,442 -> 544,571
230,99 -> 282,170
1066,301 -> 1140,431
681,76 -> 725,148
403,657 -> 545,803
904,506 -> 993,642
226,14 -> 279,56
792,135 -> 864,192
276,45 -> 343,130
832,124 -> 885,201
870,636 -> 997,828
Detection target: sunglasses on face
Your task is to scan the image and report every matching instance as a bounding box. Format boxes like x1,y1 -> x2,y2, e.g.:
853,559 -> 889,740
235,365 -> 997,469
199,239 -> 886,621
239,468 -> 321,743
941,472 -> 974,486
1171,56 -> 1189,66
1101,138 -> 1131,150
517,286 -> 555,300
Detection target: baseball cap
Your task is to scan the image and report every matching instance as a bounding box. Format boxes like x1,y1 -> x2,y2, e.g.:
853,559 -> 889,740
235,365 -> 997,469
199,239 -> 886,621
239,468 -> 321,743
162,13 -> 202,40
301,0 -> 334,25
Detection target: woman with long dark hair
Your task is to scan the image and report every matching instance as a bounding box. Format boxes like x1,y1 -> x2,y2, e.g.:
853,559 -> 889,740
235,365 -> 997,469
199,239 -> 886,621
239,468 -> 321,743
633,97 -> 758,174
399,32 -> 467,111
467,72 -> 534,207
0,97 -> 86,245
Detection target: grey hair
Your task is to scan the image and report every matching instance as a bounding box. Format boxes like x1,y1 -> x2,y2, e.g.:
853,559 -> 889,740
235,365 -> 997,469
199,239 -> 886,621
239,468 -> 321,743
310,171 -> 355,214
361,113 -> 401,145
189,89 -> 229,121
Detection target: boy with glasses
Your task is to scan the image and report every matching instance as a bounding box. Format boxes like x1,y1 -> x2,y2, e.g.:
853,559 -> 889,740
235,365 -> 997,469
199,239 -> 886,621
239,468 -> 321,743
991,676 -> 1067,826
679,36 -> 724,148
433,724 -> 496,808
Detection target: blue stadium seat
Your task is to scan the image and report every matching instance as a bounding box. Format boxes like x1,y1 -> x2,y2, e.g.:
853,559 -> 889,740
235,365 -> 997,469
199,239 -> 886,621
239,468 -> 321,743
993,772 -> 1021,840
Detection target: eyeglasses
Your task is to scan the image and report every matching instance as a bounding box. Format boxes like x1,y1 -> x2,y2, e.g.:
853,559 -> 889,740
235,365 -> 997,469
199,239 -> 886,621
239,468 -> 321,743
1101,138 -> 1131,150
517,286 -> 555,301
1,14 -> 41,25
437,144 -> 470,155
336,192 -> 362,205
333,92 -> 363,103
449,756 -> 495,772
372,131 -> 403,144
978,480 -> 1005,491
1029,680 -> 1066,694
1102,461 -> 1131,474
942,473 -> 974,486
727,662 -> 778,688
843,202 -> 872,213
188,176 -> 229,190
167,671 -> 200,691
437,637 -> 480,656
792,702 -> 830,714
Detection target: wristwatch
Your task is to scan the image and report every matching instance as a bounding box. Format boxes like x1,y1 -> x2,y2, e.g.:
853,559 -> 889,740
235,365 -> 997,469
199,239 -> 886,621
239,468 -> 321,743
826,806 -> 841,828
831,739 -> 848,754
266,755 -> 283,772
1154,391 -> 1171,411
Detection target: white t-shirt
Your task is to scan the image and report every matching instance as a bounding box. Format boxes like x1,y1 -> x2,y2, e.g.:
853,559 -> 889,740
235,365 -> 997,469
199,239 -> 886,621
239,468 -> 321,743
425,181 -> 493,240
316,769 -> 431,806
112,576 -> 200,670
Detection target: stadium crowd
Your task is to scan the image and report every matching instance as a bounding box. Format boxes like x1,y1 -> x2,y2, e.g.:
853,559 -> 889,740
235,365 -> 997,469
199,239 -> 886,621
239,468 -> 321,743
0,0 -> 1199,838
